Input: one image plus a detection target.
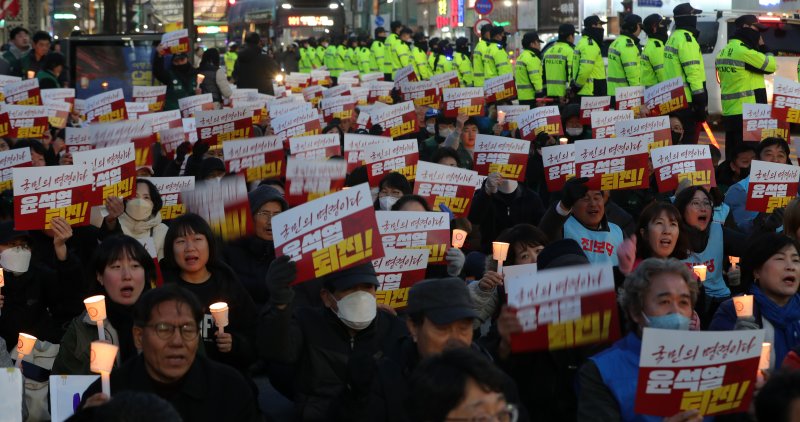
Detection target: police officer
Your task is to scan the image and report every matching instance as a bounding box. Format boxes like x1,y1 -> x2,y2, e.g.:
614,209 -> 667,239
433,39 -> 456,75
392,28 -> 414,80
298,39 -> 312,73
543,23 -> 576,101
307,38 -> 322,69
473,24 -> 493,87
641,14 -> 670,87
484,26 -> 512,80
224,42 -> 238,79
572,15 -> 607,97
315,37 -> 328,70
515,31 -> 545,106
412,32 -> 433,80
454,37 -> 474,87
716,15 -> 775,160
386,21 -> 405,81
607,14 -> 643,99
372,27 -> 389,78
664,2 -> 706,144
358,35 -> 378,74
323,36 -> 343,83
340,36 -> 356,72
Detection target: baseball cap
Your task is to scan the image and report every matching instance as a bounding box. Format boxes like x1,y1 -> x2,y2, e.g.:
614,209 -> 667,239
406,278 -> 478,324
673,3 -> 702,16
584,15 -> 607,27
559,23 -> 578,35
536,239 -> 590,270
522,31 -> 544,45
735,15 -> 768,31
323,263 -> 380,292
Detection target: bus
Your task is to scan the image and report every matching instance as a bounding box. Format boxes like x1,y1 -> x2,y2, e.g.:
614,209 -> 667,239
274,6 -> 346,47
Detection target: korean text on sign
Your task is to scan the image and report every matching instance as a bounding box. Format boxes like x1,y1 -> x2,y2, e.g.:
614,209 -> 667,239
413,161 -> 479,218
373,247 -> 429,310
376,210 -> 450,265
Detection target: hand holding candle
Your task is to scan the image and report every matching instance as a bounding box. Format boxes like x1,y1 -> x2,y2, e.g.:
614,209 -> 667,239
209,302 -> 229,334
493,242 -> 510,274
729,256 -> 739,270
16,332 -> 36,368
692,265 -> 707,282
559,137 -> 568,145
759,342 -> 772,382
452,229 -> 467,249
84,295 -> 107,341
733,295 -> 753,319
0,268 -> 4,317
497,110 -> 506,125
90,341 -> 119,397
196,73 -> 206,86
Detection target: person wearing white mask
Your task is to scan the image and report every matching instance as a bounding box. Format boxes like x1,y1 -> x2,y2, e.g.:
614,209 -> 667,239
419,113 -> 457,163
259,260 -> 407,422
0,218 -> 85,347
102,179 -> 169,260
373,172 -> 411,211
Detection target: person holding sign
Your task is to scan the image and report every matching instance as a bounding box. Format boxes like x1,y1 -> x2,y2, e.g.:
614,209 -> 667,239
101,180 -> 169,260
52,236 -> 155,375
577,258 -> 702,422
442,112 -> 477,170
153,45 -> 197,111
710,233 -> 800,370
161,214 -> 258,373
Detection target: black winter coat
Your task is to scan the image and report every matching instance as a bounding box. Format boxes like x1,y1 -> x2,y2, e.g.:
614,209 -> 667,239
232,44 -> 279,95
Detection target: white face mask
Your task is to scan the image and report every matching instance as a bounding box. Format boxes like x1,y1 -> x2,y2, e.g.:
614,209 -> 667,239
566,127 -> 583,137
0,246 -> 31,274
125,198 -> 154,221
335,290 -> 377,330
439,128 -> 454,138
426,124 -> 436,133
379,196 -> 398,211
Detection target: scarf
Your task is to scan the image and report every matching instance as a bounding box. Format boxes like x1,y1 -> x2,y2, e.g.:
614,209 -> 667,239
752,285 -> 800,367
119,212 -> 163,238
106,300 -> 137,363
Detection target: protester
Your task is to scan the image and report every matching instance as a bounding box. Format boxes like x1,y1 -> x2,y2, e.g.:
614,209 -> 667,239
197,48 -> 233,107
153,48 -> 196,111
232,32 -> 278,95
3,26 -> 29,76
617,202 -> 688,275
101,180 -> 168,260
374,172 -> 412,210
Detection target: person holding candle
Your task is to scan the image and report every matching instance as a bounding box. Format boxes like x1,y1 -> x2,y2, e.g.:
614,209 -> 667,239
161,213 -> 258,372
52,236 -> 155,375
79,285 -> 261,421
101,179 -> 169,260
197,48 -> 233,108
577,258 -> 706,422
675,186 -> 747,324
710,232 -> 800,370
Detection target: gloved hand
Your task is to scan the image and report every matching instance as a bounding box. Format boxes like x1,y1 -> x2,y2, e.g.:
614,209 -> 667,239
445,247 -> 466,277
727,266 -> 741,287
266,255 -> 297,305
569,82 -> 581,97
692,91 -> 708,120
484,172 -> 502,195
561,177 -> 590,209
734,316 -> 760,331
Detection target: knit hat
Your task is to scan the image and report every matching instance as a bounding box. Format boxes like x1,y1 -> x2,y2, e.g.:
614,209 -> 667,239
536,239 -> 589,270
248,185 -> 288,214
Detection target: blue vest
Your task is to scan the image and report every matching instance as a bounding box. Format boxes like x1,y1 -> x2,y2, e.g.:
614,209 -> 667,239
563,216 -> 623,266
713,202 -> 730,226
682,222 -> 728,298
591,332 -> 714,422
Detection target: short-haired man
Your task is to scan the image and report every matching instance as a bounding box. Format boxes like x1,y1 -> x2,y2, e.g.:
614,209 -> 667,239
2,27 -> 29,76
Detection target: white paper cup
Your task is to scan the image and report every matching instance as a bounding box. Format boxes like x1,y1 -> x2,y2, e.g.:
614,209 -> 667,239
452,229 -> 467,249
90,341 -> 119,373
492,242 -> 509,262
692,265 -> 707,282
760,342 -> 771,371
84,295 -> 107,321
733,295 -> 754,319
209,302 -> 229,328
17,333 -> 36,355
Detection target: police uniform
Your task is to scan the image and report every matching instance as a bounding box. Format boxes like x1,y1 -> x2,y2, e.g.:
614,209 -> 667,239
473,37 -> 491,87
454,51 -> 474,87
515,47 -> 544,104
543,40 -> 574,98
607,34 -> 642,97
641,37 -> 667,87
572,35 -> 605,96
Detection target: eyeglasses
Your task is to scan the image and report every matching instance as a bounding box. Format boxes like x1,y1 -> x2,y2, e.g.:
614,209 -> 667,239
689,200 -> 713,209
446,403 -> 519,422
146,323 -> 200,341
255,210 -> 281,219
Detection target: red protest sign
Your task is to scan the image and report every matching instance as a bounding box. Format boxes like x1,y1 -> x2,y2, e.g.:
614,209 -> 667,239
267,97 -> 310,119
484,73 -> 517,103
743,103 -> 789,142
13,165 -> 94,230
431,71 -> 460,89
497,105 -> 530,132
393,65 -> 418,87
374,248 -> 430,310
3,79 -> 41,105
4,104 -> 48,138
271,107 -> 323,146
376,210 -> 450,265
285,157 -> 347,206
351,87 -> 369,106
0,75 -> 21,102
746,160 -> 799,213
517,106 -> 563,141
233,100 -> 267,126
290,134 -> 342,160
311,69 -> 333,87
0,148 -> 31,191
367,81 -> 395,104
615,86 -> 645,115
229,88 -> 258,107
635,328 -> 764,417
0,110 -> 12,138
473,135 -> 530,181
579,96 -> 611,125
286,73 -> 312,93
41,88 -> 75,109
505,264 -> 619,352
140,109 -> 183,133
651,145 -> 716,192
442,87 -> 485,118
369,101 -> 418,139
64,127 -> 93,153
140,176 -> 195,221
161,29 -> 190,55
45,101 -> 71,129
302,85 -> 325,107
194,107 -> 254,146
414,161 -> 479,218
320,95 -> 357,124
272,183 -> 384,284
132,85 -> 167,112
90,120 -> 151,148
344,134 -> 391,173
72,143 -> 137,205
542,144 -> 575,192
125,101 -> 151,120
85,89 -> 128,122
132,134 -> 157,168
591,110 -> 634,138
223,136 -> 285,182
772,76 -> 800,123
182,174 -> 254,241
399,80 -> 441,109
645,77 -> 688,117
575,137 -> 650,190
323,84 -> 351,98
178,94 -> 214,118
615,116 -> 671,152
364,138 -> 419,185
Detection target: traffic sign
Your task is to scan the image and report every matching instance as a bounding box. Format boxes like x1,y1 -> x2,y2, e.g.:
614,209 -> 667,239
474,18 -> 492,36
375,16 -> 385,26
637,0 -> 663,6
474,0 -> 493,15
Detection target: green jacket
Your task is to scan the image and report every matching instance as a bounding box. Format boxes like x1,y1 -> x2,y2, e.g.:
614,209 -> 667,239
371,40 -> 389,74
299,48 -> 313,73
36,69 -> 61,89
716,38 -> 776,116
224,51 -> 238,78
316,46 -> 327,68
434,54 -> 456,75
51,312 -> 122,375
392,41 -> 413,79
473,39 -> 491,87
485,43 -> 512,79
386,33 -> 402,73
339,46 -> 355,72
324,45 -> 343,77
664,28 -> 706,102
572,35 -> 604,95
308,47 -> 322,68
358,46 -> 378,74
454,52 -> 473,87
412,47 -> 433,80
515,49 -> 543,100
543,41 -> 574,97
641,38 -> 667,87
606,34 -> 641,97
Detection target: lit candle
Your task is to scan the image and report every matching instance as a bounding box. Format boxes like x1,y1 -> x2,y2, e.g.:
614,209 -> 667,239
729,256 -> 740,270
84,295 -> 107,341
209,302 -> 229,334
692,265 -> 707,282
90,341 -> 119,397
493,242 -> 510,274
196,73 -> 206,86
497,110 -> 506,125
26,70 -> 34,79
452,229 -> 468,249
0,268 -> 4,317
101,81 -> 109,90
559,137 -> 568,145
760,342 -> 772,374
16,333 -> 36,368
733,295 -> 753,319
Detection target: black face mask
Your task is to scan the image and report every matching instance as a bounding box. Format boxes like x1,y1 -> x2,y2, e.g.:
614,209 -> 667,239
671,130 -> 683,144
734,28 -> 761,49
499,37 -> 507,48
173,63 -> 191,74
416,42 -> 428,52
585,27 -> 605,44
376,36 -> 386,43
675,15 -> 697,30
654,25 -> 669,42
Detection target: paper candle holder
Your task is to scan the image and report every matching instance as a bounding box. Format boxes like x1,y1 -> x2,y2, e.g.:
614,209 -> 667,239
493,242 -> 509,262
17,333 -> 36,356
197,74 -> 206,85
760,342 -> 772,371
452,229 -> 467,249
209,302 -> 229,329
84,295 -> 107,321
692,265 -> 707,282
733,295 -> 753,319
559,138 -> 568,145
497,110 -> 506,125
90,341 -> 119,374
